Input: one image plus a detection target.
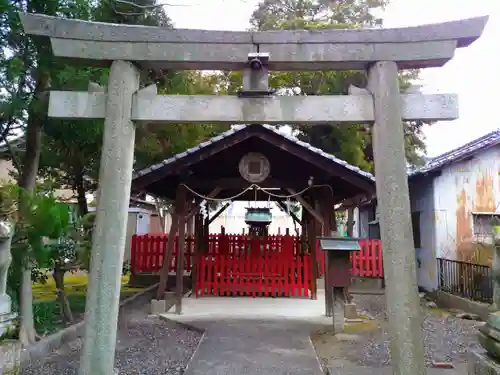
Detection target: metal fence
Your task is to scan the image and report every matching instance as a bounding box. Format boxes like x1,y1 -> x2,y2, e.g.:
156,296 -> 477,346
437,257 -> 493,303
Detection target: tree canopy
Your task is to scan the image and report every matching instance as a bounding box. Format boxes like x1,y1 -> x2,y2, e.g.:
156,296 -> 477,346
249,0 -> 426,170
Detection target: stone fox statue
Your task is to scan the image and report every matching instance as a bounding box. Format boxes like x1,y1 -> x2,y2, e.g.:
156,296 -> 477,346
0,220 -> 13,296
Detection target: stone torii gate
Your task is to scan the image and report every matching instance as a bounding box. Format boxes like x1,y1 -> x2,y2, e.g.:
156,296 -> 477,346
20,13 -> 488,375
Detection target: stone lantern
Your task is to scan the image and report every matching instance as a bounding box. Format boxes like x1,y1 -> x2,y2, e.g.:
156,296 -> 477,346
0,219 -> 16,337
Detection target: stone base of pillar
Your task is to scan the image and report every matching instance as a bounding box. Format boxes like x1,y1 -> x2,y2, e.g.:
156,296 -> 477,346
0,295 -> 17,337
344,303 -> 358,320
150,299 -> 167,314
469,350 -> 500,374
0,339 -> 21,374
332,288 -> 345,334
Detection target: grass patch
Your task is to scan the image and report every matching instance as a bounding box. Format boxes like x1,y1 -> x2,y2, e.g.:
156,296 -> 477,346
343,320 -> 380,333
1,273 -> 146,340
32,273 -> 143,302
34,294 -> 87,335
31,272 -> 145,334
311,319 -> 380,340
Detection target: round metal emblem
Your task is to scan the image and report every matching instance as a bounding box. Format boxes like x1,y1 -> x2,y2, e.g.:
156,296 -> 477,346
238,153 -> 271,183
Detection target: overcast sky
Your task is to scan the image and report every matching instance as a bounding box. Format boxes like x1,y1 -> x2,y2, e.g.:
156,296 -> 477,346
164,0 -> 498,157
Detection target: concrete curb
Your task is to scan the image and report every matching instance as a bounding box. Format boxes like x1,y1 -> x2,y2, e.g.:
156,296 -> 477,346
156,289 -> 205,333
350,289 -> 385,295
157,315 -> 206,334
182,331 -> 206,374
19,282 -> 159,365
309,335 -> 328,375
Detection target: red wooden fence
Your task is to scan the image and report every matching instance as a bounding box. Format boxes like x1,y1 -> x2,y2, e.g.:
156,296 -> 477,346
196,252 -> 312,298
131,233 -> 383,278
131,234 -> 194,273
351,239 -> 384,277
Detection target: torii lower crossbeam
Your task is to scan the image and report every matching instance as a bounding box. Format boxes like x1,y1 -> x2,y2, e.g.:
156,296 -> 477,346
49,89 -> 458,123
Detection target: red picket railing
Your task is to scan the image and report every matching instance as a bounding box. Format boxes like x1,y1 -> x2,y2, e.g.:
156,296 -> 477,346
130,233 -> 383,279
352,239 -> 384,277
196,252 -> 312,298
131,234 -> 194,274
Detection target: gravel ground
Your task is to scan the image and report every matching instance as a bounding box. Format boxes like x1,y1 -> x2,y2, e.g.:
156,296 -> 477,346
312,293 -> 482,369
21,292 -> 202,375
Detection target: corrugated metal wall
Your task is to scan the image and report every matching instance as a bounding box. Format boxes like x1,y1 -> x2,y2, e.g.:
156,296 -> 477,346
432,145 -> 500,266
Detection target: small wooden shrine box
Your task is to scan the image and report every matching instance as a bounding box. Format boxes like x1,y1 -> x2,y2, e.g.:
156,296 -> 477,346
318,237 -> 360,288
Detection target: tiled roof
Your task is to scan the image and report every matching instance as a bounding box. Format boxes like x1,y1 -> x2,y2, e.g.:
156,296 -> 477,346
411,129 -> 500,176
132,124 -> 375,182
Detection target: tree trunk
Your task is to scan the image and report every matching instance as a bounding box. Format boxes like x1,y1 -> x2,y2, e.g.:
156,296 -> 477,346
75,170 -> 88,216
18,270 -> 36,345
53,267 -> 73,324
18,71 -> 49,346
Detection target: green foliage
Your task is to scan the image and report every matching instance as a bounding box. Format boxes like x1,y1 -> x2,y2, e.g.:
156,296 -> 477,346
0,324 -> 18,342
122,260 -> 131,276
250,0 -> 389,30
134,71 -> 231,169
1,182 -> 72,305
72,212 -> 96,269
33,294 -> 86,335
246,0 -> 427,169
20,190 -> 70,240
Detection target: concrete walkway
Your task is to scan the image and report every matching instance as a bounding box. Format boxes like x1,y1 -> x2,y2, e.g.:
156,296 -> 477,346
327,362 -> 467,375
183,320 -> 324,375
162,295 -> 328,375
162,291 -> 331,329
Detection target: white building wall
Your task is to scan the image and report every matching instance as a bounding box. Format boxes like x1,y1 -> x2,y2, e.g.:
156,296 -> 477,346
410,177 -> 436,291
209,201 -> 299,235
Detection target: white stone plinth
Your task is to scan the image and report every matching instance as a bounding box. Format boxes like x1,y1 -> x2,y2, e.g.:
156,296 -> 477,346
0,295 -> 16,337
0,339 -> 21,373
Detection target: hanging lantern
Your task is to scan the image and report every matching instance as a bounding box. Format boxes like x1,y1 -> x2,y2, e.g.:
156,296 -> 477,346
245,207 -> 272,237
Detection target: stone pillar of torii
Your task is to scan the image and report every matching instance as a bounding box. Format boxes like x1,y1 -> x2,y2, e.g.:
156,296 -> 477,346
19,13 -> 488,375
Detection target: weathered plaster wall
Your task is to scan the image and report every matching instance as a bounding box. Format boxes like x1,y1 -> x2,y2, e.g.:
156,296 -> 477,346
432,145 -> 500,265
409,177 -> 437,291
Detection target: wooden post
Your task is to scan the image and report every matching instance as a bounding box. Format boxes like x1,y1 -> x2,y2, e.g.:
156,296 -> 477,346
303,197 -> 317,300
175,185 -> 187,314
204,216 -> 210,254
320,191 -> 335,317
310,199 -> 321,299
191,207 -> 202,297
156,211 -> 178,300
301,209 -> 309,256
344,206 -> 354,304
